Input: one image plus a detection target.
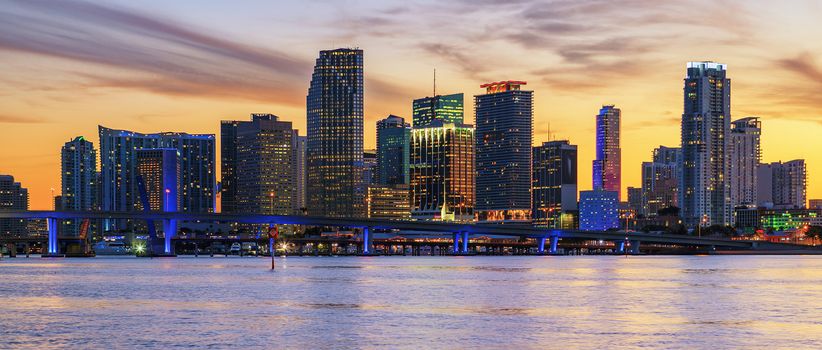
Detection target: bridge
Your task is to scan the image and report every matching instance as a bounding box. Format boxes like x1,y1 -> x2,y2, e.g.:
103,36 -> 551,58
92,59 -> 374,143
0,210 -> 813,256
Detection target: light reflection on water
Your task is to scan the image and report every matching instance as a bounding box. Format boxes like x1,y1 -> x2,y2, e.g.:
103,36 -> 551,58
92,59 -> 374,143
2,256 -> 822,349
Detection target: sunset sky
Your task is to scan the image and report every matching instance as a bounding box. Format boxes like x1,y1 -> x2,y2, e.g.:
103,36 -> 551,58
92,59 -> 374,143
1,0 -> 821,210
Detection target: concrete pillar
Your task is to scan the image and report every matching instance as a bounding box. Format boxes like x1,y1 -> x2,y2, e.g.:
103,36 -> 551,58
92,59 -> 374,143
549,235 -> 559,254
452,232 -> 459,254
616,241 -> 625,254
162,219 -> 177,255
362,227 -> 372,255
538,237 -> 546,254
461,232 -> 469,254
630,240 -> 641,254
46,217 -> 58,256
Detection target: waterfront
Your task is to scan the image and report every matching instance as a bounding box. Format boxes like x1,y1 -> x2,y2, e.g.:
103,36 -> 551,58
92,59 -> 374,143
2,256 -> 822,349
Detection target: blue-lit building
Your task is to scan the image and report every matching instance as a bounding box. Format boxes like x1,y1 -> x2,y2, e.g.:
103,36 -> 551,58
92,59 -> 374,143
376,115 -> 411,185
99,126 -> 215,231
412,93 -> 464,127
474,81 -> 533,223
579,189 -> 619,231
60,136 -> 97,237
306,48 -> 365,218
136,149 -> 180,212
681,61 -> 731,227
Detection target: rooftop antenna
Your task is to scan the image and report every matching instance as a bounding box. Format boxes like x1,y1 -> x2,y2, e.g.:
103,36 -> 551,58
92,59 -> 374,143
547,122 -> 552,141
433,68 -> 437,96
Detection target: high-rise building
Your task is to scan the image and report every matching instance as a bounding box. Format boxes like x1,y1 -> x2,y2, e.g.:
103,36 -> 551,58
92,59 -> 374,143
579,189 -> 619,231
0,175 -> 28,237
758,160 -> 806,209
641,146 -> 681,217
410,120 -> 475,222
221,114 -> 296,215
61,136 -> 97,237
809,199 -> 822,210
475,81 -> 533,223
627,187 -> 643,216
220,120 -> 240,214
135,149 -> 180,212
367,185 -> 411,220
99,126 -> 215,230
593,105 -> 621,199
680,61 -> 731,226
293,134 -> 307,214
362,150 -> 378,191
730,117 -> 761,208
376,115 -> 411,185
641,161 -> 678,217
532,140 -> 578,227
306,48 -> 365,218
412,93 -> 464,127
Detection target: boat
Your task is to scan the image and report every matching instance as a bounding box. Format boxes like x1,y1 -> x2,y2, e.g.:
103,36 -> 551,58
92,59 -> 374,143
93,240 -> 132,255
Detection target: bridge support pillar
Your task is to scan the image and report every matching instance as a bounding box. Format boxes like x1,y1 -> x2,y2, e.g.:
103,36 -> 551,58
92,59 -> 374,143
616,240 -> 625,254
362,227 -> 373,255
44,217 -> 59,257
629,240 -> 641,255
452,232 -> 459,254
538,237 -> 546,254
162,219 -> 177,256
549,235 -> 559,255
461,232 -> 469,254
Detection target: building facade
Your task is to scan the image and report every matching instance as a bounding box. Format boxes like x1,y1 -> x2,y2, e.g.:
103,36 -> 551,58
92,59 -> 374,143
730,117 -> 761,208
367,185 -> 411,220
60,136 -> 97,236
579,189 -> 619,231
409,121 -> 475,222
593,105 -> 621,199
532,140 -> 578,227
474,81 -> 533,223
758,160 -> 806,209
221,114 -> 296,215
640,146 -> 681,217
0,175 -> 28,237
412,93 -> 464,127
135,149 -> 180,212
99,126 -> 215,231
306,48 -> 365,218
376,115 -> 411,185
680,61 -> 732,226
293,134 -> 307,214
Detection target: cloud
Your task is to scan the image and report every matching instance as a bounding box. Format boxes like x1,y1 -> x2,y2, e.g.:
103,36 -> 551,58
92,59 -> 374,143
0,0 -> 311,105
0,114 -> 48,124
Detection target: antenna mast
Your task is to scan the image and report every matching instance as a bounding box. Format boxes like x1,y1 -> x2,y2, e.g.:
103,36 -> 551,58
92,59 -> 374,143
433,68 -> 437,96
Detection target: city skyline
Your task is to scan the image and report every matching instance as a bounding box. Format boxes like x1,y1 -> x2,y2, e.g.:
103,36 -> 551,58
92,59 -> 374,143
2,1 -> 822,210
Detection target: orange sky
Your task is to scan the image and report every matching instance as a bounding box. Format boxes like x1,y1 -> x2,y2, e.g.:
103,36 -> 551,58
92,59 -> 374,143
1,0 -> 821,210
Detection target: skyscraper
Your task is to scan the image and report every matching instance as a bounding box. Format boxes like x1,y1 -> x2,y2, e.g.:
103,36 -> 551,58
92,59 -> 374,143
293,134 -> 307,214
221,114 -> 296,215
532,140 -> 578,228
412,93 -> 464,127
730,117 -> 761,207
641,146 -> 681,217
681,61 -> 731,226
99,126 -> 215,230
220,120 -> 240,214
758,160 -> 806,209
410,120 -> 475,222
0,175 -> 28,237
474,81 -> 533,223
306,48 -> 365,218
593,105 -> 621,199
61,136 -> 97,236
376,115 -> 411,185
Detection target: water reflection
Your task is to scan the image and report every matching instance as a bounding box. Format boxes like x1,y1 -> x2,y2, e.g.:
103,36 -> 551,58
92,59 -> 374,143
1,256 -> 822,348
